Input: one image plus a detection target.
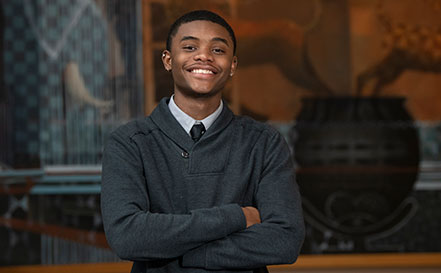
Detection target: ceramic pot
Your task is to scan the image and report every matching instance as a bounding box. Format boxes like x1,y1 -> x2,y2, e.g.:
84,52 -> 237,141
292,96 -> 419,235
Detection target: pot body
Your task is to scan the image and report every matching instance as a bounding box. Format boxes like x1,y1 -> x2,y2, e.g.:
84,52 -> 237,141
292,97 -> 419,235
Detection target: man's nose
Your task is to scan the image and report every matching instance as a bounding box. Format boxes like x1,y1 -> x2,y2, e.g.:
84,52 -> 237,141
194,48 -> 213,62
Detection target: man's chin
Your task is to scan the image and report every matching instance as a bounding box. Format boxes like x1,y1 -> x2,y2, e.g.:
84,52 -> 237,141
180,88 -> 222,99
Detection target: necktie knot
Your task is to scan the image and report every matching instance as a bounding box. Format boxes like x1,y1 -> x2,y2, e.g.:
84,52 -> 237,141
190,123 -> 206,142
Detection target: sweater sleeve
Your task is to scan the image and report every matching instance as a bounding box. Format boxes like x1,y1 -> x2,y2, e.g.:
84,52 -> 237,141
181,130 -> 305,270
100,128 -> 246,261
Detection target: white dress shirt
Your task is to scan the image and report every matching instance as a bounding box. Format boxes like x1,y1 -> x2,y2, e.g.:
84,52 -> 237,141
168,95 -> 223,136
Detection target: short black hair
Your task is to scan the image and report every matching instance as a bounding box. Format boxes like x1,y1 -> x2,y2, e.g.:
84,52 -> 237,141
166,10 -> 236,54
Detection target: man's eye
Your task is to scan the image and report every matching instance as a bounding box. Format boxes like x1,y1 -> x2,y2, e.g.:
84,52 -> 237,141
183,46 -> 196,51
213,48 -> 225,54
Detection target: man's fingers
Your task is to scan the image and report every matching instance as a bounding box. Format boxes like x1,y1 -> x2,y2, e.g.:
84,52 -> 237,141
242,206 -> 261,228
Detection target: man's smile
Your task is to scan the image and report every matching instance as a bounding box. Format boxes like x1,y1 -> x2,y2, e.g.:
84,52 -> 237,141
190,68 -> 215,75
186,64 -> 219,77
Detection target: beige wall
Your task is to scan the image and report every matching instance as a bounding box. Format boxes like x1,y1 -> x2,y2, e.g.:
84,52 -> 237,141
154,0 -> 441,121
349,0 -> 441,121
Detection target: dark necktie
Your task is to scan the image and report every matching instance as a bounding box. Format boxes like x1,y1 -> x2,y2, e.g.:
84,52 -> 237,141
190,123 -> 206,142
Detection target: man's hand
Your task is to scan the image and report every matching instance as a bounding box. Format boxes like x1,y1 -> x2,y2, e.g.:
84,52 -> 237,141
241,206 -> 261,228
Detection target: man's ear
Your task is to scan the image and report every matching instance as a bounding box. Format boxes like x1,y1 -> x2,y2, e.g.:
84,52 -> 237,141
162,50 -> 172,71
230,56 -> 238,76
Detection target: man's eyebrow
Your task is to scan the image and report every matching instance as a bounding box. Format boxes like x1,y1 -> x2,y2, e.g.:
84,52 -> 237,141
180,36 -> 229,47
180,36 -> 198,42
212,37 -> 229,46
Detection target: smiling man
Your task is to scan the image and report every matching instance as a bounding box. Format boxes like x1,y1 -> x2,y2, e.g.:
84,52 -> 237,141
101,10 -> 305,273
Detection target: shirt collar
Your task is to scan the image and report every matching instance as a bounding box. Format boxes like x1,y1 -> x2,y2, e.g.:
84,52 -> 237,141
168,95 -> 223,136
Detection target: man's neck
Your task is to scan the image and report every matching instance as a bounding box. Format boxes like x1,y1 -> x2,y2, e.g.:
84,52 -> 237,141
173,92 -> 222,120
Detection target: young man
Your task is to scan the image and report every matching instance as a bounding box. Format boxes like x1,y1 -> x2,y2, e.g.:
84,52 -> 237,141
101,10 -> 304,273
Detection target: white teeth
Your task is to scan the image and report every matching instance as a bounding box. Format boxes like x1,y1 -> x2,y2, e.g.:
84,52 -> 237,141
191,69 -> 214,74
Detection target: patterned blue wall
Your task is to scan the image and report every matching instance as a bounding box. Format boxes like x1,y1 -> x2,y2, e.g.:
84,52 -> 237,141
2,0 -> 140,166
0,0 -> 144,266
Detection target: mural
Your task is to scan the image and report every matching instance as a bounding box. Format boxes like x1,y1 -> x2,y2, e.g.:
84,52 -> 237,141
148,0 -> 441,254
0,0 -> 143,265
0,0 -> 440,267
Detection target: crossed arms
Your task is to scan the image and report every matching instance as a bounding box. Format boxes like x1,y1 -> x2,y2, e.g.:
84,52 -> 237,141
100,128 -> 305,270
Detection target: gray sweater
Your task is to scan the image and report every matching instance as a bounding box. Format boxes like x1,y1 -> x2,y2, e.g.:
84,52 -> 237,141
101,98 -> 305,273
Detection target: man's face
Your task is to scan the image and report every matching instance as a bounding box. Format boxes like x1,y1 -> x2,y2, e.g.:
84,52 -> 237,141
162,20 -> 237,98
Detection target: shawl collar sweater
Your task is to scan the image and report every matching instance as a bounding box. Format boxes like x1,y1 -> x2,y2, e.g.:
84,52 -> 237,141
101,98 -> 305,273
